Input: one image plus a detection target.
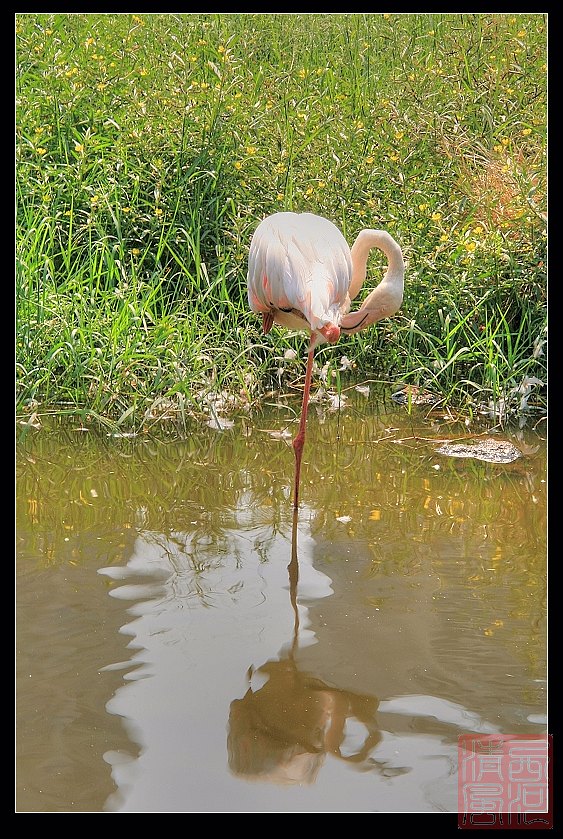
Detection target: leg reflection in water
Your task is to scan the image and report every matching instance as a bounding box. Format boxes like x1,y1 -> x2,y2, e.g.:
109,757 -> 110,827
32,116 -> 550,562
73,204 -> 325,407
227,510 -> 404,786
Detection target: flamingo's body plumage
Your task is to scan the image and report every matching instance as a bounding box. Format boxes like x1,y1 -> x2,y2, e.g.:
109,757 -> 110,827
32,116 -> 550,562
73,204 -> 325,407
247,211 -> 405,509
248,212 -> 352,343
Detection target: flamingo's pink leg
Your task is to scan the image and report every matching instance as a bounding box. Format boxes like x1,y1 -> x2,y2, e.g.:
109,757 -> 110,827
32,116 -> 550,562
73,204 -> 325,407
292,338 -> 316,510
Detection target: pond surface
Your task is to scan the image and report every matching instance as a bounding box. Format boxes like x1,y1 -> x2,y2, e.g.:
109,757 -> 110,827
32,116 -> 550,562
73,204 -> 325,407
16,394 -> 547,813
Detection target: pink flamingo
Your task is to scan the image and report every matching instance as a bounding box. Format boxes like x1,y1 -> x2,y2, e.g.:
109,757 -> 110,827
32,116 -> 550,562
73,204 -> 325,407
247,211 -> 405,509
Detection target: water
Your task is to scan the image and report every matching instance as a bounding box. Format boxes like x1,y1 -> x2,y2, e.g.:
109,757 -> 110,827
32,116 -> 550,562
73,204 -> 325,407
16,396 -> 547,812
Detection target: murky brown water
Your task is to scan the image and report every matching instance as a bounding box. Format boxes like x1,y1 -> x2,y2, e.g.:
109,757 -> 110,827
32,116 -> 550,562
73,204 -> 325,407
16,395 -> 547,812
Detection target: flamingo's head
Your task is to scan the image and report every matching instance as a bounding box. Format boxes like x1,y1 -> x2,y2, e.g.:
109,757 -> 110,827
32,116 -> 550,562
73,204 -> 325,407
318,323 -> 341,344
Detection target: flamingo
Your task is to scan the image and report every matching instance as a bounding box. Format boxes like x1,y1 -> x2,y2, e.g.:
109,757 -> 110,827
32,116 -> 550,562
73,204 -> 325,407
247,211 -> 405,509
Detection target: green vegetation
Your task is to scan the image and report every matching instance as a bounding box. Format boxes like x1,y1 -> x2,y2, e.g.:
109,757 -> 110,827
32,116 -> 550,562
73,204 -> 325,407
16,13 -> 547,433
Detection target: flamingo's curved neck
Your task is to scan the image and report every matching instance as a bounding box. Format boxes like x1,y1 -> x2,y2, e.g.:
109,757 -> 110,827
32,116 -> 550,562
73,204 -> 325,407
349,229 -> 405,301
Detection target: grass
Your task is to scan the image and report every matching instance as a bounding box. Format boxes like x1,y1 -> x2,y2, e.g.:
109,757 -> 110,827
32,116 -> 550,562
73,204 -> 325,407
16,13 -> 547,434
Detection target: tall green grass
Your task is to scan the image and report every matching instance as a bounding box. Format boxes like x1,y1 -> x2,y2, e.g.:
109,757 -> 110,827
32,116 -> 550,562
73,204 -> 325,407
16,13 -> 547,432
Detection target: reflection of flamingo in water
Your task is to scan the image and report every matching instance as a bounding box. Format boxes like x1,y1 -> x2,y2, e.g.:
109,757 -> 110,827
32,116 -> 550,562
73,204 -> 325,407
227,511 -> 398,785
247,212 -> 405,509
